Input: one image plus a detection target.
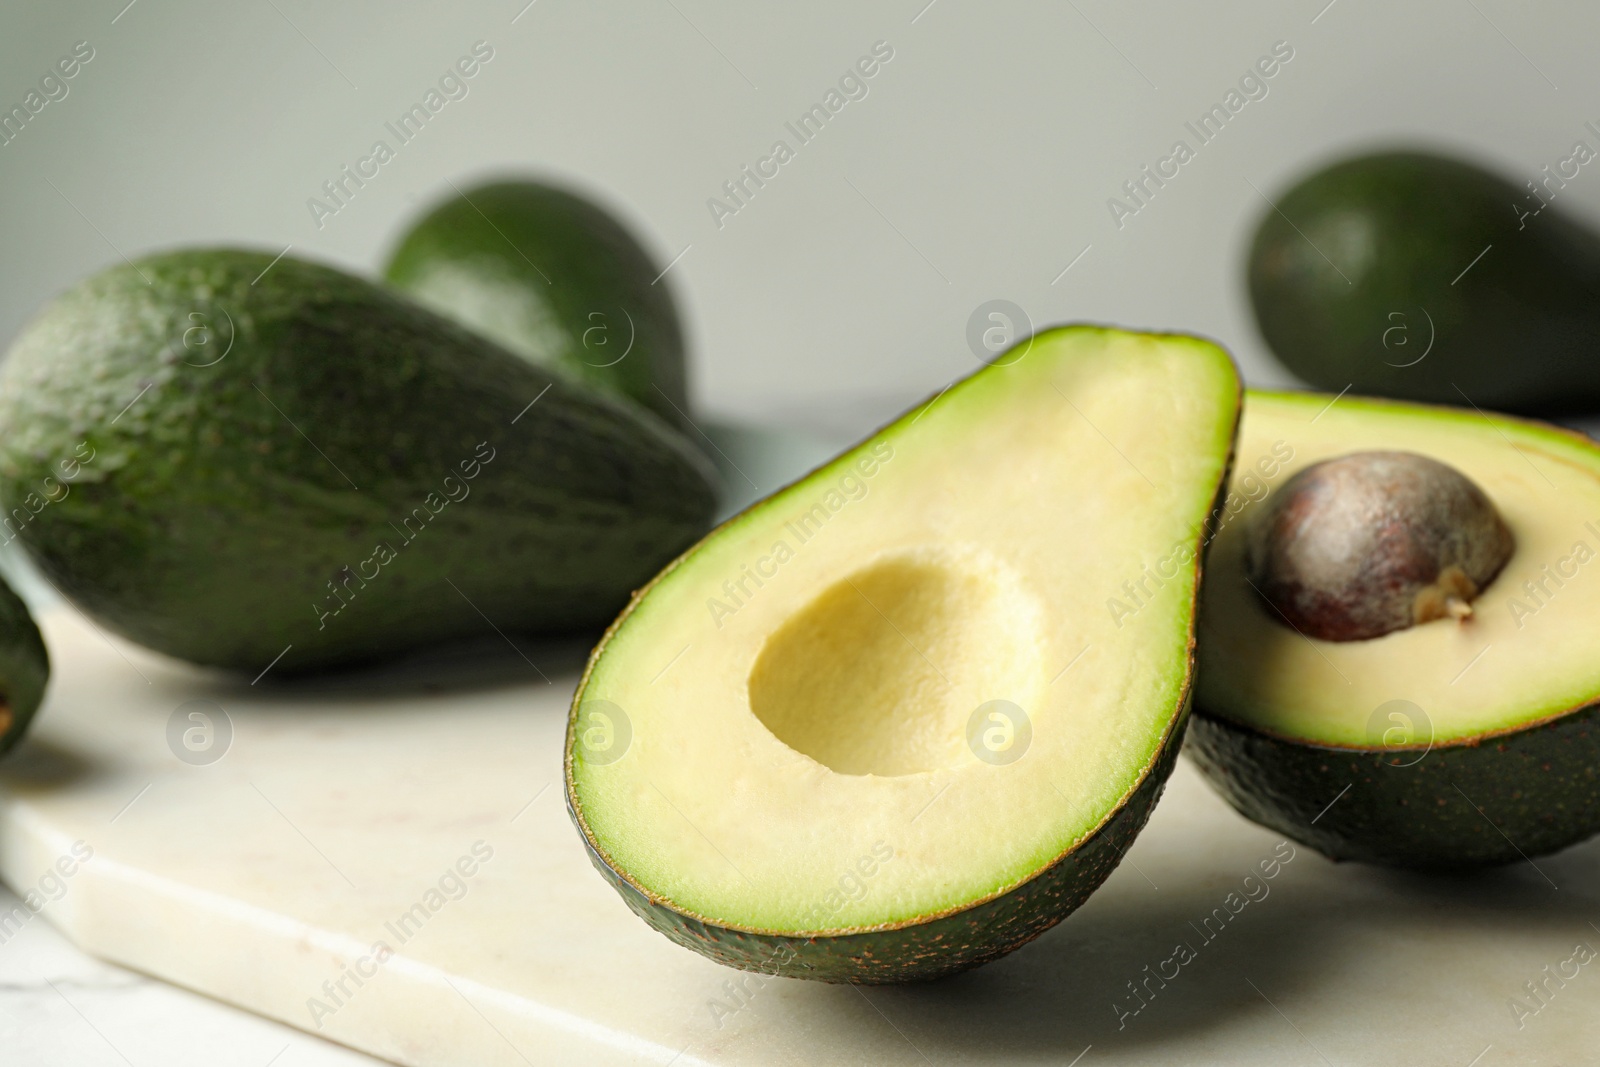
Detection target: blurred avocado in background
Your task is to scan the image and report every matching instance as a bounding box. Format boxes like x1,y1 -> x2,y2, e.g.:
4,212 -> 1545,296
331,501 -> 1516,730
386,180 -> 693,432
1248,151 -> 1600,415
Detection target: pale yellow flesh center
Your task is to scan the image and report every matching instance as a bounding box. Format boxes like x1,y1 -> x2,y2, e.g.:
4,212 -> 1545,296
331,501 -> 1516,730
749,548 -> 1044,777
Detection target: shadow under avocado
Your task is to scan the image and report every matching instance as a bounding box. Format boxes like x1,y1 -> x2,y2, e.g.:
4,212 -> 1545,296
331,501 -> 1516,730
789,831 -> 1600,1058
818,866 -> 1341,1055
177,627 -> 597,708
0,735 -> 100,793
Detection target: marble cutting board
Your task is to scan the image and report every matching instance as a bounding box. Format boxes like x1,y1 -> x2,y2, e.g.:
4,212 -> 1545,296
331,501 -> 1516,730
2,420 -> 1600,1065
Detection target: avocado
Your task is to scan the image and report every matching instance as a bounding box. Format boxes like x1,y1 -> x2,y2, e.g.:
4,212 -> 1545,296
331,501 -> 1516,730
0,249 -> 718,674
566,326 -> 1242,982
384,180 -> 691,431
1247,151 -> 1600,414
1190,388 -> 1600,868
0,575 -> 49,758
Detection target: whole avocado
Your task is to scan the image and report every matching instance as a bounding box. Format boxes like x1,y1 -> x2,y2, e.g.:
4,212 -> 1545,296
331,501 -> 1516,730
385,180 -> 691,431
1248,151 -> 1600,414
0,249 -> 718,674
0,575 -> 49,758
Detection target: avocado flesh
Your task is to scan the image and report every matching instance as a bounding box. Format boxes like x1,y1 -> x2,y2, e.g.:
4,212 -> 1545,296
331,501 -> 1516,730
0,576 -> 49,758
0,249 -> 718,673
1192,389 -> 1600,867
384,180 -> 691,431
1248,151 -> 1600,415
567,326 -> 1242,981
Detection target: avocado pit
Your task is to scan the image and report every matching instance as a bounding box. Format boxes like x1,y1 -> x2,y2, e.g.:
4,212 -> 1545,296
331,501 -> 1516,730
1244,450 -> 1514,641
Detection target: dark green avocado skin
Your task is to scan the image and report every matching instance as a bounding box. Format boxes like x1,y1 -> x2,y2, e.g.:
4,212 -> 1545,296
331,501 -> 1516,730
0,249 -> 718,674
0,575 -> 49,758
1249,151 -> 1600,415
1186,705 -> 1600,869
385,181 -> 691,431
577,710 -> 1186,983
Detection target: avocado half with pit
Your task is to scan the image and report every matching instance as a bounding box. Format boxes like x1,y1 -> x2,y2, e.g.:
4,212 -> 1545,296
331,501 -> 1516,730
1190,389 -> 1600,869
565,325 -> 1242,982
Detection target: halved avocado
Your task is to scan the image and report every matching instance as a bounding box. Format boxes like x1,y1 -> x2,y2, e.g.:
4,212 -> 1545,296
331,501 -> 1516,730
565,326 -> 1242,982
1190,389 -> 1600,869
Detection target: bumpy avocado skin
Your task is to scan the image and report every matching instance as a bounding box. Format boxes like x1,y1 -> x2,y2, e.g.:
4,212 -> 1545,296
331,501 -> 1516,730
578,707 -> 1187,983
1249,152 -> 1600,414
385,181 -> 690,431
1186,706 -> 1600,869
0,576 -> 48,758
0,249 -> 718,673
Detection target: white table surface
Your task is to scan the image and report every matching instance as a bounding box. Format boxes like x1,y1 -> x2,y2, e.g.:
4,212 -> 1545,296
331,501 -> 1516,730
0,881 -> 383,1067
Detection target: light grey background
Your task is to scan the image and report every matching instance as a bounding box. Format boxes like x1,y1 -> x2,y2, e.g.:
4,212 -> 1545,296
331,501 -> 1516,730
2,0 -> 1597,433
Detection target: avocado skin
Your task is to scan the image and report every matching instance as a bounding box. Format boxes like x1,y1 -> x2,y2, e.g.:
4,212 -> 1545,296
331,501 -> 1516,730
1186,705 -> 1600,869
0,576 -> 49,758
578,708 -> 1186,983
1249,151 -> 1600,414
385,181 -> 691,431
0,249 -> 718,674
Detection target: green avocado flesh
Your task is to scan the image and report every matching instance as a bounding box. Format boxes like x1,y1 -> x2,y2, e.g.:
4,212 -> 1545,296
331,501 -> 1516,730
1248,151 -> 1600,414
0,575 -> 49,759
0,249 -> 718,673
384,180 -> 691,431
1191,389 -> 1600,867
567,326 -> 1242,982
